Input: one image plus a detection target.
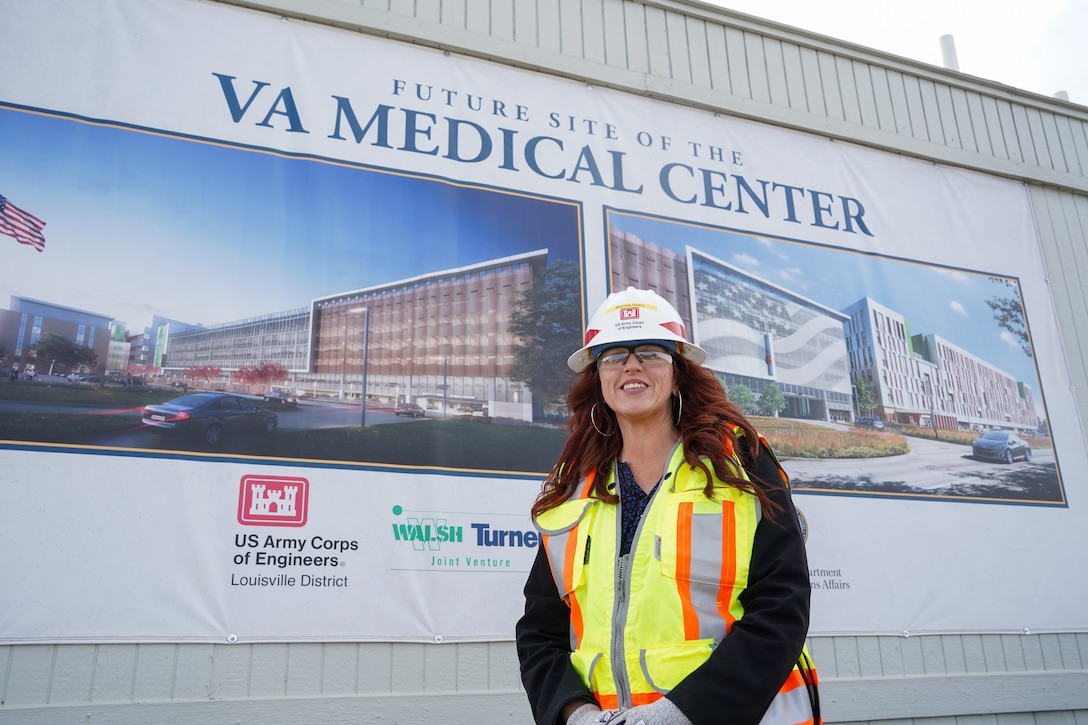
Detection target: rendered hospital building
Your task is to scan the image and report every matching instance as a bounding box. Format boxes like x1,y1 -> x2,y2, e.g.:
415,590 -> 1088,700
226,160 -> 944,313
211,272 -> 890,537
3,236 -> 1039,433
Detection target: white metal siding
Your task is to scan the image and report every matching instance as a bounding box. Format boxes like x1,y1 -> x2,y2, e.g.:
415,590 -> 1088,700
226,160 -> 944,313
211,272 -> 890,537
4,1 -> 1087,723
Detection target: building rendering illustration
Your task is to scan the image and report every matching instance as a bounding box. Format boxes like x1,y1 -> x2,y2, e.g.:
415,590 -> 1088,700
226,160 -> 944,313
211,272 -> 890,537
609,229 -> 1040,434
3,233 -> 1038,435
689,248 -> 854,422
156,250 -> 548,421
0,296 -> 112,376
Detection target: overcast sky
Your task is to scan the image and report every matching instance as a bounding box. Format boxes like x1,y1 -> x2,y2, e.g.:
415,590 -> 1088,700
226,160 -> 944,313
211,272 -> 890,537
708,0 -> 1087,106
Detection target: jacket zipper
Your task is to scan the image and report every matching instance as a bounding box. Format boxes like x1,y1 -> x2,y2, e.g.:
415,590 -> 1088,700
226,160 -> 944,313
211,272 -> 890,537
610,441 -> 682,710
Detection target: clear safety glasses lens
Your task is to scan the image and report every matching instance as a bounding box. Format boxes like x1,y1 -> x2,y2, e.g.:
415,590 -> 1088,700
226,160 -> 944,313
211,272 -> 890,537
596,347 -> 674,369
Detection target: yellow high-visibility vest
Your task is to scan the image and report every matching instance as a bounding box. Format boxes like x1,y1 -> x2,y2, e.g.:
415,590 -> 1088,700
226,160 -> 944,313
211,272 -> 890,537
535,440 -> 817,723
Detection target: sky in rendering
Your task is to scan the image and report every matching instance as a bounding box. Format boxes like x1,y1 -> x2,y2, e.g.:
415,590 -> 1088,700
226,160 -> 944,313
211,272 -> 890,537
0,107 -> 582,330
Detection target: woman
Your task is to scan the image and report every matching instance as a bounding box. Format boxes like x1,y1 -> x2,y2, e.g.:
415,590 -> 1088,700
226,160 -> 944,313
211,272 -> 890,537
516,288 -> 819,725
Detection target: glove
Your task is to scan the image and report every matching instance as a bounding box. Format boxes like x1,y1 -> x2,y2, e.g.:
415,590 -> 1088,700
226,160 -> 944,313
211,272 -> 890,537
608,698 -> 692,725
566,703 -> 622,725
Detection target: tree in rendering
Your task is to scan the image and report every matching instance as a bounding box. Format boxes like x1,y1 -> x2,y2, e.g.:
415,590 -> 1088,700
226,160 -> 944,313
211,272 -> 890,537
29,331 -> 97,373
184,365 -> 222,384
854,377 -> 878,417
128,363 -> 160,378
235,361 -> 289,388
757,383 -> 787,417
508,259 -> 582,415
727,384 -> 759,415
986,277 -> 1031,358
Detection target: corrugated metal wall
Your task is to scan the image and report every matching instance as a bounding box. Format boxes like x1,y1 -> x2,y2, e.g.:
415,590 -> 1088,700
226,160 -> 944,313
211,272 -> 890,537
4,1 -> 1086,723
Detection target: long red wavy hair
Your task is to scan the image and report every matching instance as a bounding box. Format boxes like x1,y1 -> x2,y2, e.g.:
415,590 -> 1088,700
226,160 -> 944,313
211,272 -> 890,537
531,356 -> 778,517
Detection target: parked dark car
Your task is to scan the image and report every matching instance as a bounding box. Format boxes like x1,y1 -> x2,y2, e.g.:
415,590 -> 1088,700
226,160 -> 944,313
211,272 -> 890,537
856,416 -> 885,430
395,403 -> 425,418
263,389 -> 298,407
142,393 -> 278,445
971,430 -> 1032,463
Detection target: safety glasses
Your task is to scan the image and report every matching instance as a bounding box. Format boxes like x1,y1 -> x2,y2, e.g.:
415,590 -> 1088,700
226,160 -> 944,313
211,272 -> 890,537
595,345 -> 675,370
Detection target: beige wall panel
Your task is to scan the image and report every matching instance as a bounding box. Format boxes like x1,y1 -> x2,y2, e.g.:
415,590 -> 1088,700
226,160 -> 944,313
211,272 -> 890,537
467,1 -> 497,37
440,0 -> 468,29
863,65 -> 896,133
619,2 -> 650,74
1031,188 -> 1088,413
762,37 -> 791,109
601,0 -> 630,69
741,30 -> 770,104
664,11 -> 693,84
781,41 -> 809,111
513,1 -> 539,47
685,15 -> 713,89
994,99 -> 1024,162
580,0 -> 608,65
1011,104 -> 1042,166
818,51 -> 846,122
560,0 -> 585,57
902,74 -> 932,142
936,83 -> 963,147
48,644 -> 96,703
643,5 -> 673,79
1070,117 -> 1088,175
916,78 -> 946,145
964,90 -> 994,156
1029,107 -> 1059,170
704,21 -> 730,93
1056,116 -> 1086,175
536,1 -> 563,54
883,69 -> 913,136
948,87 -> 976,151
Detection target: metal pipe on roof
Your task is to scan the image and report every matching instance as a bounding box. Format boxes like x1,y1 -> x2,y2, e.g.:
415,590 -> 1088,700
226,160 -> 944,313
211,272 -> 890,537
939,34 -> 960,71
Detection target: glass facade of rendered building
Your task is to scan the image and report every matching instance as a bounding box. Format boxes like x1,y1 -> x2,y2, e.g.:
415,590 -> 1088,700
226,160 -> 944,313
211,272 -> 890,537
688,248 -> 854,422
309,250 -> 546,419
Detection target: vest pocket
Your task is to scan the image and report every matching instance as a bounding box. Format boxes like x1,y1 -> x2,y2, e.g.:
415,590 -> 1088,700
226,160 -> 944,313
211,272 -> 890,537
639,639 -> 716,693
536,499 -> 596,600
571,649 -> 605,692
657,497 -> 729,586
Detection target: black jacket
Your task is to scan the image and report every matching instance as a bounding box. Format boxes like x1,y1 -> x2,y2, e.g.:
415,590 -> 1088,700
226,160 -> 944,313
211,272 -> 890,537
515,442 -> 813,725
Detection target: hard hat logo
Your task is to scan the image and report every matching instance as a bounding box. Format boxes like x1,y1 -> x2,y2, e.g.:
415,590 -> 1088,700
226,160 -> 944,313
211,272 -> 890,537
567,287 -> 707,372
661,320 -> 687,338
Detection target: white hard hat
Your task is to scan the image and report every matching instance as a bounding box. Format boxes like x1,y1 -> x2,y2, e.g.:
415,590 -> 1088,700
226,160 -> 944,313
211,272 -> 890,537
567,287 -> 707,372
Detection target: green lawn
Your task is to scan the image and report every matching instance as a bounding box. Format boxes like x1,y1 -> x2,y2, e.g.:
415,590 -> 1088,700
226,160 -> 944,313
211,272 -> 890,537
273,420 -> 569,474
0,379 -> 169,406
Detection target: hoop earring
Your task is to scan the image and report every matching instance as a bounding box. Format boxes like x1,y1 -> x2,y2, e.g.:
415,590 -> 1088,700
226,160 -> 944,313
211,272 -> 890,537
591,403 -> 615,437
674,391 -> 683,426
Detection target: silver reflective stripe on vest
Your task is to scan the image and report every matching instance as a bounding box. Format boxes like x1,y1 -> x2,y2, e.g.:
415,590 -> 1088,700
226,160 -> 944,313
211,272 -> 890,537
684,508 -> 731,642
759,679 -> 814,725
535,498 -> 597,651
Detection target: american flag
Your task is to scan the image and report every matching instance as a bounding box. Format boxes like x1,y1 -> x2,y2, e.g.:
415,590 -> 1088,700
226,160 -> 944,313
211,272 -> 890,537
0,194 -> 46,252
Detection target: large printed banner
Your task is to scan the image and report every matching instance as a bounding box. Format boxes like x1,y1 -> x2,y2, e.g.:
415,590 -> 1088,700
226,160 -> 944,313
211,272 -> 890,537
2,0 -> 1086,642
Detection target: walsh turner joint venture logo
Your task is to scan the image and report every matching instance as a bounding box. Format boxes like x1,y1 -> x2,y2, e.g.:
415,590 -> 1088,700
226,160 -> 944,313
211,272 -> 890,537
389,504 -> 540,571
237,475 -> 309,527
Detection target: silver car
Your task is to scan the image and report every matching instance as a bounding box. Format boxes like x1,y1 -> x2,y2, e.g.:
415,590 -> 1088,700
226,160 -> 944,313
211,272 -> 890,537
971,430 -> 1031,463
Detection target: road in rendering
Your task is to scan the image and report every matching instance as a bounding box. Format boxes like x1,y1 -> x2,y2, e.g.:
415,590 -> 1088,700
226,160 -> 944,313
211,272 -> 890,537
784,433 -> 1058,498
0,395 -> 429,455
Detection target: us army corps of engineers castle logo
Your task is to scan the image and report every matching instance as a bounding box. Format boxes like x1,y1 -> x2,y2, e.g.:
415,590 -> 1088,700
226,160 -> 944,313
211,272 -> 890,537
237,475 -> 309,527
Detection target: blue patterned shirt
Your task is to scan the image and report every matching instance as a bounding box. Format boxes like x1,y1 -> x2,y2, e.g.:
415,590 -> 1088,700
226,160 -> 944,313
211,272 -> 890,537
616,461 -> 660,556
